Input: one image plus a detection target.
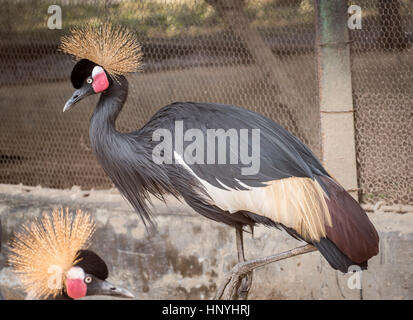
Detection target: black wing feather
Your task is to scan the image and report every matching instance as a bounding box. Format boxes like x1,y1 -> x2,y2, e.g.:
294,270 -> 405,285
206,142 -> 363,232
144,102 -> 329,191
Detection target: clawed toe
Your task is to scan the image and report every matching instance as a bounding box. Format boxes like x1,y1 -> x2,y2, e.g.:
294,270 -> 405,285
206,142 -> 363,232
215,262 -> 254,300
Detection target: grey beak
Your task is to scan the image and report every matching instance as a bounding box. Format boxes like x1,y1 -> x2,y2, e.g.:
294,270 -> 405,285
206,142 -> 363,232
93,279 -> 135,299
63,85 -> 94,112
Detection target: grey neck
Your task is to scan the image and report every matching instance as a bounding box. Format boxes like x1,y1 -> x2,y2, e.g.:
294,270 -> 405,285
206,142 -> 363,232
89,76 -> 129,151
92,76 -> 128,127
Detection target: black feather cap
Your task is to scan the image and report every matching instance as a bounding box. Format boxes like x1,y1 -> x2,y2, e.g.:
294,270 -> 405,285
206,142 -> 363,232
70,59 -> 97,89
75,249 -> 109,280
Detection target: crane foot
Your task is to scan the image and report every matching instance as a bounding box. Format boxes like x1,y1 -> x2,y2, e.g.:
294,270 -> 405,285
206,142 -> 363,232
214,261 -> 253,300
214,244 -> 316,300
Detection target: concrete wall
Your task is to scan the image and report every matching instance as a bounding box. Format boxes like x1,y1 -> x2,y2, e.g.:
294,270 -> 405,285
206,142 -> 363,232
0,184 -> 412,300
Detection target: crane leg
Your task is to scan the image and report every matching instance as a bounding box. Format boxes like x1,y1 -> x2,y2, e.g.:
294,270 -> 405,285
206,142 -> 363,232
235,226 -> 253,300
214,242 -> 316,300
215,226 -> 251,300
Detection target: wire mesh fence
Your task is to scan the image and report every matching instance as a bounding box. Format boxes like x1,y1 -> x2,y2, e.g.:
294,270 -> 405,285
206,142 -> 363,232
349,0 -> 413,205
0,0 -> 411,205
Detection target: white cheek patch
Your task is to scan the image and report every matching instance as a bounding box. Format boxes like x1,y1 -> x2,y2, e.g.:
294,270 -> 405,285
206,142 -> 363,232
66,266 -> 85,280
92,66 -> 105,77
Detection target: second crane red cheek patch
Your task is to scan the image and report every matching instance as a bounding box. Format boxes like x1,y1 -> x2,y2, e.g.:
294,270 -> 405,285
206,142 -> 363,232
66,278 -> 87,299
92,66 -> 109,93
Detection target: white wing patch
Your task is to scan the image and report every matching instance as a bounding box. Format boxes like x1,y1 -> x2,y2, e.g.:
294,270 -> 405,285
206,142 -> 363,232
174,152 -> 332,241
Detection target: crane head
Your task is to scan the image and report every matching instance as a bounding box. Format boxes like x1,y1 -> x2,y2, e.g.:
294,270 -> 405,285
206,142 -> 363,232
8,208 -> 134,300
63,59 -> 111,112
65,249 -> 134,299
60,23 -> 143,113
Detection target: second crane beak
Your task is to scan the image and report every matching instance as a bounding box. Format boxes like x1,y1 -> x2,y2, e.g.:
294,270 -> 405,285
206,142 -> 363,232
63,84 -> 94,112
87,278 -> 135,299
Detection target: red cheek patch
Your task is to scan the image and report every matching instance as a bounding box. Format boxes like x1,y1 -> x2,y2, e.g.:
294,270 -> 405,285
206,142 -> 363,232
92,72 -> 109,93
66,278 -> 87,299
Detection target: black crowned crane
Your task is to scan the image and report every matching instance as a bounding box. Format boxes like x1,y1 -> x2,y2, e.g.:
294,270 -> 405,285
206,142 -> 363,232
61,23 -> 379,299
8,208 -> 134,300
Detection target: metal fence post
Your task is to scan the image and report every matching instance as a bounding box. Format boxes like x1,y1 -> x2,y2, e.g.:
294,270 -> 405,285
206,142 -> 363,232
315,0 -> 359,200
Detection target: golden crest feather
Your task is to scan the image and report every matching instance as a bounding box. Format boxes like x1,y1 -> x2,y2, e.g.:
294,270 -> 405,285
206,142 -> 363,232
8,208 -> 96,299
59,22 -> 143,76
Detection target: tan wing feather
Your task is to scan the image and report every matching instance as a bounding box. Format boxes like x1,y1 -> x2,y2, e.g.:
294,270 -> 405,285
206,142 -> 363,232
200,177 -> 331,241
174,152 -> 331,241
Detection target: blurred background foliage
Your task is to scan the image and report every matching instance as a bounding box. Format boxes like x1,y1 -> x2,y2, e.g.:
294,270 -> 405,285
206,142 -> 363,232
4,0 -> 412,41
4,0 -> 317,37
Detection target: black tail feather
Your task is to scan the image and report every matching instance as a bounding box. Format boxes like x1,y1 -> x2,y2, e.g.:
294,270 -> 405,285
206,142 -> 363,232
314,238 -> 367,273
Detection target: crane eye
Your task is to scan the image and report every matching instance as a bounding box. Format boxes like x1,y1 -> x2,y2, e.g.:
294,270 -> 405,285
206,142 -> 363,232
84,276 -> 93,284
87,78 -> 93,84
